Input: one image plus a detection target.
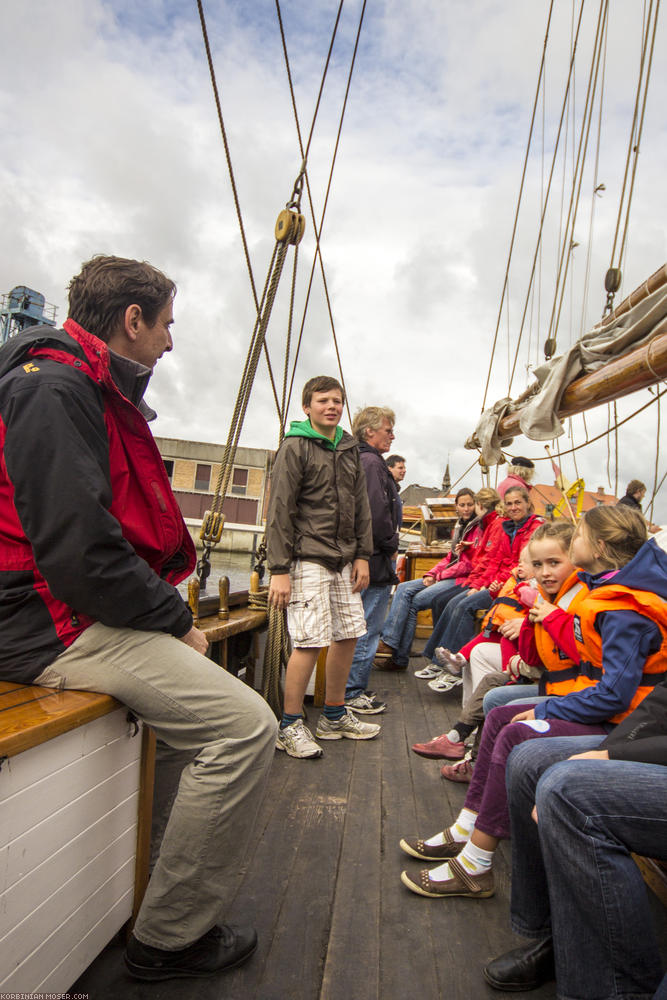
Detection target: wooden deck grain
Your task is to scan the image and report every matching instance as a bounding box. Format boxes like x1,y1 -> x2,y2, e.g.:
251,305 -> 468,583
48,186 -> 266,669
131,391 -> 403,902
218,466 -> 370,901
71,652 -> 566,999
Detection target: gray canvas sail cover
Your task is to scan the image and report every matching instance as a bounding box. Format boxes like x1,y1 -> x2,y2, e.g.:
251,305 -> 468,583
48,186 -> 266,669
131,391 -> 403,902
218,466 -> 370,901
467,264 -> 667,465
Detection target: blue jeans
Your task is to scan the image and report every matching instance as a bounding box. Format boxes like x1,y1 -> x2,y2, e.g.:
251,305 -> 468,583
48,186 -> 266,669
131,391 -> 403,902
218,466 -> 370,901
345,584 -> 392,698
482,684 -> 543,714
423,587 -> 492,661
507,739 -> 667,1000
381,577 -> 457,666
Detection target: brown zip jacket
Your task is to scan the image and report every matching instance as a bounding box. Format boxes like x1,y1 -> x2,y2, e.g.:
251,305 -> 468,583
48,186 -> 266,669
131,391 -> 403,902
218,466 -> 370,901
266,430 -> 373,574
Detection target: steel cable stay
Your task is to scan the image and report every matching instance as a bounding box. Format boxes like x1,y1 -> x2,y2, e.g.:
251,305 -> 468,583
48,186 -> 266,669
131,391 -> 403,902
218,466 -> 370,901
538,0 -> 609,369
606,0 -> 660,309
480,0 -> 556,412
579,8 -> 608,337
479,3 -> 663,513
497,0 -> 587,401
508,0 -> 607,395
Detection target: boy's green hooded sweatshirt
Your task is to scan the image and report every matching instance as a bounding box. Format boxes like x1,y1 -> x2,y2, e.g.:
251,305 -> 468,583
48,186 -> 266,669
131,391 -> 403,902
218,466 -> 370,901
266,420 -> 372,573
284,419 -> 343,450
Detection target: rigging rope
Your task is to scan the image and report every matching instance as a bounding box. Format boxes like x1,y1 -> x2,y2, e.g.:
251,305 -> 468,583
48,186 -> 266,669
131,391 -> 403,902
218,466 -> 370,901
502,1 -> 587,397
196,179 -> 306,589
607,0 -> 660,299
276,0 -> 368,424
196,0 -> 282,419
540,0 -> 609,365
481,0 -> 556,412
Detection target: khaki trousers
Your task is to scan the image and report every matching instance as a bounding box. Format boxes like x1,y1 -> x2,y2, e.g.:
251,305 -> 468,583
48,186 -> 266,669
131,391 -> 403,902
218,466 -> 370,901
35,622 -> 277,949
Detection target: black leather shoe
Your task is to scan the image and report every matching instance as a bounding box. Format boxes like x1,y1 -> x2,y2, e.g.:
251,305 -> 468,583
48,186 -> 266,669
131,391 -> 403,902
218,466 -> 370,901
125,923 -> 258,981
483,937 -> 555,991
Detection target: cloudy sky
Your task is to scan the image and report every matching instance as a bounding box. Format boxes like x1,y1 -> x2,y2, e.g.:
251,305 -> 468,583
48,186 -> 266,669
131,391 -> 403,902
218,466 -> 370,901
3,0 -> 667,518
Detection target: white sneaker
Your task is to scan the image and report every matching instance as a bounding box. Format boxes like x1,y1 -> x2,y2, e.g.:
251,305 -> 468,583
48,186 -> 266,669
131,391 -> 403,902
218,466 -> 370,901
276,719 -> 323,758
434,646 -> 465,676
427,674 -> 463,694
414,664 -> 444,679
345,692 -> 387,714
316,707 -> 381,741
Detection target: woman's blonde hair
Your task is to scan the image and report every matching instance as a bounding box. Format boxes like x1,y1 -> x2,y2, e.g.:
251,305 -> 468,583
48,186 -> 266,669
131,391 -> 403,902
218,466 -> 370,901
507,461 -> 535,483
474,487 -> 501,512
577,505 -> 647,570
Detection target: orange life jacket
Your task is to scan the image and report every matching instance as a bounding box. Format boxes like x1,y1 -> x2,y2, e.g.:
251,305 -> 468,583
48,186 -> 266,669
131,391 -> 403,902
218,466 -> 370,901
570,584 -> 667,723
533,571 -> 588,696
479,571 -> 529,636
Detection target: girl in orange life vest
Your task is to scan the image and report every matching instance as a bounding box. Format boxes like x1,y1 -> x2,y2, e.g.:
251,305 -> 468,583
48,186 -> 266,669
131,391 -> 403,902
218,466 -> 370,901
412,548 -> 535,762
438,547 -> 536,694
479,520 -> 582,720
399,506 -> 667,900
512,520 -> 587,697
413,527 -> 577,769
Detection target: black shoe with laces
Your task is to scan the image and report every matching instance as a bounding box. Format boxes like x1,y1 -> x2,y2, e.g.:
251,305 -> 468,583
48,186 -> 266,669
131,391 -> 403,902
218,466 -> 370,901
125,923 -> 258,981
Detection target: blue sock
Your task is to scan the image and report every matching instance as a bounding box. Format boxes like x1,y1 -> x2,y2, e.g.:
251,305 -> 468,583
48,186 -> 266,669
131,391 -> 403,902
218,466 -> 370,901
323,702 -> 345,721
280,712 -> 302,730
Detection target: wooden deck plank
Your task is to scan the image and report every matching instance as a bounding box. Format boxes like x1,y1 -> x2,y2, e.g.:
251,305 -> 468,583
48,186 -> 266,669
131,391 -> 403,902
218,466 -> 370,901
377,670 -> 441,1000
320,736 -> 382,1000
240,744 -> 351,1000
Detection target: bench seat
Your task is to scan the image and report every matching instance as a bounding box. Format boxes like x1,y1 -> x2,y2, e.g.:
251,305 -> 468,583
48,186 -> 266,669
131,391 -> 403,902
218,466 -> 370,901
0,680 -> 154,994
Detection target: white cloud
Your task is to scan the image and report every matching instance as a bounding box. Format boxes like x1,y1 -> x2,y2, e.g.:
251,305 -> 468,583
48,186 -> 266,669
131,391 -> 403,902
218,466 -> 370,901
2,0 -> 666,518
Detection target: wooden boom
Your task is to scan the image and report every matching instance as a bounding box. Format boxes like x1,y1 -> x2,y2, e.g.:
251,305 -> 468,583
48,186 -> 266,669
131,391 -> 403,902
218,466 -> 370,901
497,321 -> 667,438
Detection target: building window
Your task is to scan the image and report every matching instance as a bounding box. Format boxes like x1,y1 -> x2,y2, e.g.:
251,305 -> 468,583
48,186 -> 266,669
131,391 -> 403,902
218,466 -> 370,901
195,463 -> 211,492
163,459 -> 174,481
231,467 -> 248,496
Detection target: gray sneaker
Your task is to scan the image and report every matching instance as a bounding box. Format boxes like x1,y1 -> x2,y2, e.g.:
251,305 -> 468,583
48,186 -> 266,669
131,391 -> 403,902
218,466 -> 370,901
276,719 -> 323,758
316,707 -> 381,741
344,692 -> 387,714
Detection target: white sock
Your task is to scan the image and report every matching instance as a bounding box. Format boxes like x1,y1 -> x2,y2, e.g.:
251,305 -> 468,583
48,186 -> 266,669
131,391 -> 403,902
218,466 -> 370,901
458,840 -> 494,873
427,841 -> 495,883
424,808 -> 477,847
447,728 -> 461,743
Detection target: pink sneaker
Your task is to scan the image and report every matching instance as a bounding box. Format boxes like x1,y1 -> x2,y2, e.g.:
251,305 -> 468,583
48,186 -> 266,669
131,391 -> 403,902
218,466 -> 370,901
411,734 -> 466,760
440,758 -> 474,783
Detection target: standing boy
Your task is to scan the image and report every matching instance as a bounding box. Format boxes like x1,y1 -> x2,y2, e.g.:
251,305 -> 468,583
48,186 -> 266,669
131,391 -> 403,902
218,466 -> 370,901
267,376 -> 381,758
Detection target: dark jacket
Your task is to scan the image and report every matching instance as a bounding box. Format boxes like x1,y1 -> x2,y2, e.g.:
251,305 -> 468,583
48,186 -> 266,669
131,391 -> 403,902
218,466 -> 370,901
0,321 -> 196,683
266,425 -> 373,574
358,442 -> 400,587
618,493 -> 642,510
600,678 -> 667,766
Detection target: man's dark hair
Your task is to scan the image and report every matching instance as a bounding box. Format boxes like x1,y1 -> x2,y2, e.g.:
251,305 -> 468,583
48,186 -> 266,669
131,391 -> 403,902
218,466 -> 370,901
302,375 -> 345,408
626,479 -> 646,497
386,454 -> 405,468
68,255 -> 176,343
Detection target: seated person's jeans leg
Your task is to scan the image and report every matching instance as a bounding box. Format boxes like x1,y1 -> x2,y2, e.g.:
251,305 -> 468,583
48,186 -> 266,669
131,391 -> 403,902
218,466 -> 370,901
536,758 -> 667,1000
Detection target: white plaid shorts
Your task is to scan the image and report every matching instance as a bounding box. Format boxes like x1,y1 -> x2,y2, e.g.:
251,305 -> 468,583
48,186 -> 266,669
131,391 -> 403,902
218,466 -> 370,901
287,560 -> 367,647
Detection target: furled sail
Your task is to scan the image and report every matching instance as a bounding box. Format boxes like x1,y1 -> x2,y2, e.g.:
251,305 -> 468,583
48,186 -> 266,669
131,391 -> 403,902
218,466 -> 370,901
467,264 -> 667,465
